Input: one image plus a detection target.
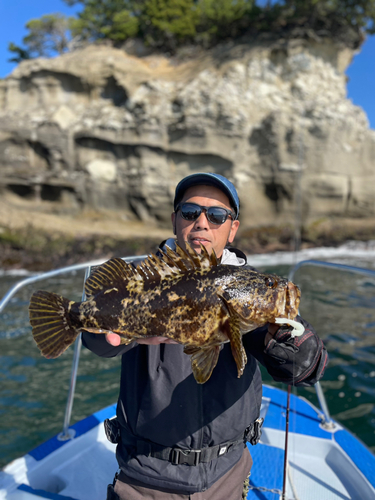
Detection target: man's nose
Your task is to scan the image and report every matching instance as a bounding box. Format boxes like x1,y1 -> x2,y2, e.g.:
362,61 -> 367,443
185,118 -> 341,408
194,211 -> 210,229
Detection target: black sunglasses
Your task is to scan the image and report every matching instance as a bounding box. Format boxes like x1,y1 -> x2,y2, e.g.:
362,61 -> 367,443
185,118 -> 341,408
175,203 -> 235,225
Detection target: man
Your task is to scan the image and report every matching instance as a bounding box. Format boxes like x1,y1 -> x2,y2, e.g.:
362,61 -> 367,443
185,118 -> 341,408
82,172 -> 327,500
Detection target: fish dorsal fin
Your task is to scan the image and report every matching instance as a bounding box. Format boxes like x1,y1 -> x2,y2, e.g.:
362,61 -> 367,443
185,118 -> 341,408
85,258 -> 140,298
139,242 -> 218,281
138,246 -> 194,281
85,243 -> 218,297
177,241 -> 218,269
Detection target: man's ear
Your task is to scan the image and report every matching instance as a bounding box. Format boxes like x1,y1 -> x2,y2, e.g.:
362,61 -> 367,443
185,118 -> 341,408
171,212 -> 176,235
228,219 -> 240,244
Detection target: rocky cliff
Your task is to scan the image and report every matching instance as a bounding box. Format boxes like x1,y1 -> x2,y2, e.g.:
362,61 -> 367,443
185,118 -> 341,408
0,38 -> 374,241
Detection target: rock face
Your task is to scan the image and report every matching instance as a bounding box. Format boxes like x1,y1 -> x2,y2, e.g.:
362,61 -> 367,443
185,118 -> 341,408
0,39 -> 374,233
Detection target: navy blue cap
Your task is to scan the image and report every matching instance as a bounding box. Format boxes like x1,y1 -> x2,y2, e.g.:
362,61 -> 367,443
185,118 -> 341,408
174,173 -> 240,219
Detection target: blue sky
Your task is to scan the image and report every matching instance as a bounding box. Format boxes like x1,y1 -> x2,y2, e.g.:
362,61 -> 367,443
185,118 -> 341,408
0,0 -> 374,129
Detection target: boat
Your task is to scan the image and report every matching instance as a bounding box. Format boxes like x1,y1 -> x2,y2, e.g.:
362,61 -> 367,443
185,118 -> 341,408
1,257 -> 375,500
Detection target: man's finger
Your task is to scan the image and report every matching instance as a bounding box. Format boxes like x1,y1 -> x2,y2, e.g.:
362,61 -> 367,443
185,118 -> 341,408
106,333 -> 121,346
264,323 -> 280,346
267,323 -> 280,336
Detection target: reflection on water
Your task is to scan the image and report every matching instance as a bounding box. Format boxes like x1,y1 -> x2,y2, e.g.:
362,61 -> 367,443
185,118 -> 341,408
1,260 -> 375,468
255,262 -> 375,456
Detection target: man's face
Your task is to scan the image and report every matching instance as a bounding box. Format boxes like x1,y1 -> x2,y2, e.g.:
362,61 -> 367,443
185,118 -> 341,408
171,185 -> 240,258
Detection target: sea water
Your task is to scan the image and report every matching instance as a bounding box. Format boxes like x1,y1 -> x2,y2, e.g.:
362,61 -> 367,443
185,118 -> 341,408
1,244 -> 375,468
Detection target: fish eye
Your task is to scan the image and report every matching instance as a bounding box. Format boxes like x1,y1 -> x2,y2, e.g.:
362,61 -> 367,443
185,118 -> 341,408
265,277 -> 278,288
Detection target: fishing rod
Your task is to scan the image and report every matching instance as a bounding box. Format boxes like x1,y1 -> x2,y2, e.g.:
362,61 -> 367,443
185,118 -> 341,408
282,384 -> 291,500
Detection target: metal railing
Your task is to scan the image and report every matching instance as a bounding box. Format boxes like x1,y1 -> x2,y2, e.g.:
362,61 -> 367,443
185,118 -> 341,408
288,259 -> 375,430
0,259 -> 107,314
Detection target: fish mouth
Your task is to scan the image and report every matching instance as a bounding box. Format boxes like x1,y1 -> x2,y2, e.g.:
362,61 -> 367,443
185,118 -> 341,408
285,282 -> 301,318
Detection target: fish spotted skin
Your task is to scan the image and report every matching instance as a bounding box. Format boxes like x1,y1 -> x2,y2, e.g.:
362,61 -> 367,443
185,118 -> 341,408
29,243 -> 301,383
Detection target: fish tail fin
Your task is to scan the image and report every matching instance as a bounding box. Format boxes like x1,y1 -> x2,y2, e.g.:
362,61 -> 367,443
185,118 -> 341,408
29,291 -> 79,359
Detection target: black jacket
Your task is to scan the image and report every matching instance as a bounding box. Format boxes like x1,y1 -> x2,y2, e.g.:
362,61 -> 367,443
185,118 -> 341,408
82,247 -> 327,494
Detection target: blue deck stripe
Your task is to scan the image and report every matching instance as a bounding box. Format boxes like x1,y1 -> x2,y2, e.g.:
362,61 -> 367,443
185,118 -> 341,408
262,385 -> 331,439
262,385 -> 375,491
18,484 -> 78,500
335,429 -> 375,489
247,442 -> 284,500
28,404 -> 116,461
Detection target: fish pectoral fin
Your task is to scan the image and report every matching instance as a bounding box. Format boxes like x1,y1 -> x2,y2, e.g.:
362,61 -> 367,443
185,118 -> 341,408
226,316 -> 247,378
218,295 -> 247,378
185,345 -> 221,384
183,345 -> 201,355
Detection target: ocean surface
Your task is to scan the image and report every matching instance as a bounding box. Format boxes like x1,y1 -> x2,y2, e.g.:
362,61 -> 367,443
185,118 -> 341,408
1,242 -> 375,468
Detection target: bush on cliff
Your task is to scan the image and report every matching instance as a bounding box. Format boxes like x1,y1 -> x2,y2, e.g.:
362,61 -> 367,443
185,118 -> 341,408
8,0 -> 375,60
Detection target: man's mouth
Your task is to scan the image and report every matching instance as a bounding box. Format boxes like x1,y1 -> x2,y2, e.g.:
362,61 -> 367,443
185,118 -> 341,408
189,237 -> 210,246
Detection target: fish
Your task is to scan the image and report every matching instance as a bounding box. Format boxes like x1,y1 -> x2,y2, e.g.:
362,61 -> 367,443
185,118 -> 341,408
29,243 -> 301,384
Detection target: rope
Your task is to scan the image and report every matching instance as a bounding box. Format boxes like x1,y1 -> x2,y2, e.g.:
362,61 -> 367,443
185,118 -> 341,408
288,462 -> 301,500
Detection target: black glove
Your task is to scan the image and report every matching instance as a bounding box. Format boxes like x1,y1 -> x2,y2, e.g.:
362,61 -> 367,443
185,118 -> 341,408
264,316 -> 328,387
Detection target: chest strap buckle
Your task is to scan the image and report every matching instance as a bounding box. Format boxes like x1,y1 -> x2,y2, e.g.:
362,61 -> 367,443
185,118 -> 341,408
171,448 -> 202,465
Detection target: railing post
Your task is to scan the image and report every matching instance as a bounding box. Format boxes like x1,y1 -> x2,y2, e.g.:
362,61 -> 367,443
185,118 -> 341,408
58,266 -> 91,441
315,381 -> 336,430
58,334 -> 82,441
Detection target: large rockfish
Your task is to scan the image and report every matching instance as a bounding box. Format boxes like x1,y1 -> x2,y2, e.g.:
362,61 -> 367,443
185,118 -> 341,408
29,243 -> 301,383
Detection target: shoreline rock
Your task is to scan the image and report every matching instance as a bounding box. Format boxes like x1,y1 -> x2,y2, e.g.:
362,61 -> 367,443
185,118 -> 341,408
1,213 -> 374,272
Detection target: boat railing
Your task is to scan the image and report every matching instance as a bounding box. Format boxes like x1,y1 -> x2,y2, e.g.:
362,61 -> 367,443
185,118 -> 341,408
288,259 -> 375,430
2,257 -> 375,438
0,260 -> 108,314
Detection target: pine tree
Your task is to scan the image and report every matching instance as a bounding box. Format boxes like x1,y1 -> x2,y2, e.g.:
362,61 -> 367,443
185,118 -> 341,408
8,14 -> 73,61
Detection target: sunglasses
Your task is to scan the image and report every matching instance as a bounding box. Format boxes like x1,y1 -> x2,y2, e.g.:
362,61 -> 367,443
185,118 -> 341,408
176,203 -> 236,225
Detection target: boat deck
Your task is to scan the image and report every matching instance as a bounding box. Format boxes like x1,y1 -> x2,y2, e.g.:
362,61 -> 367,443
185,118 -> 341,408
1,385 -> 375,500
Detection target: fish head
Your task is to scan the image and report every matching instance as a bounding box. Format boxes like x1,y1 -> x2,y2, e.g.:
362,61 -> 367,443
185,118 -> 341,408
217,267 -> 301,329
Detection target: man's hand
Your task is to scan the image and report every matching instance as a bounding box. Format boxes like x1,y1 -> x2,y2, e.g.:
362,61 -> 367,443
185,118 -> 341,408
265,323 -> 280,346
105,333 -> 178,346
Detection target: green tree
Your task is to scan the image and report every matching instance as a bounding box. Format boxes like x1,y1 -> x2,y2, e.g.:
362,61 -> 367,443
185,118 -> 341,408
271,0 -> 375,34
68,0 -> 140,42
197,0 -> 253,39
8,43 -> 31,63
8,0 -> 375,62
8,14 -> 73,61
8,14 -> 72,60
141,0 -> 199,45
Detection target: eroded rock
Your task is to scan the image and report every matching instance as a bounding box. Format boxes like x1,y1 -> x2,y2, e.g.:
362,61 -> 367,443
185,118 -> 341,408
0,40 -> 374,234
